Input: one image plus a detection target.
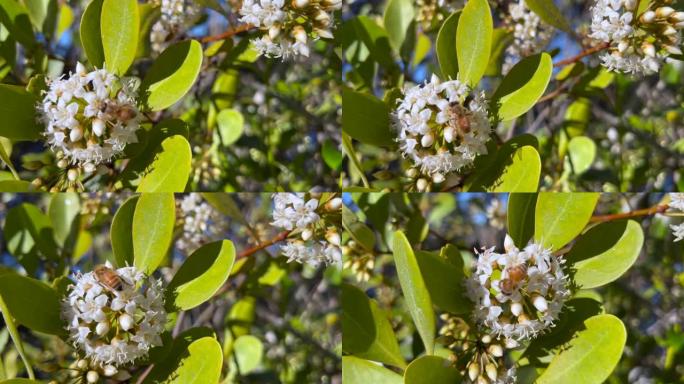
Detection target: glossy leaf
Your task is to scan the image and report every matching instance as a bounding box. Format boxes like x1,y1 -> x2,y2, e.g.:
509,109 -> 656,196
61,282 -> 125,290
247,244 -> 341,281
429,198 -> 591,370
343,356 -> 403,384
567,136 -> 596,175
456,0 -> 492,87
403,356 -> 461,383
4,203 -> 58,261
136,135 -> 191,192
80,0 -> 105,66
537,315 -> 626,384
167,240 -> 236,311
392,231 -> 435,354
567,220 -> 644,289
141,40 -> 203,111
383,0 -> 414,51
491,146 -> 541,192
436,11 -> 460,80
144,336 -> 223,384
342,283 -> 406,368
415,250 -> 470,314
132,193 -> 175,274
0,85 -> 41,141
342,87 -> 393,147
0,273 -> 63,335
100,0 -> 139,75
493,53 -> 552,121
110,195 -> 138,267
465,135 -> 539,192
534,193 -> 599,251
507,193 -> 537,248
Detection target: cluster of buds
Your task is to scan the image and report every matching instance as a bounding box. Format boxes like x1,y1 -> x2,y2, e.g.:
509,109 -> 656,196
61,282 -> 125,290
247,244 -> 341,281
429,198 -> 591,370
414,0 -> 462,29
590,0 -> 684,75
239,0 -> 341,59
63,357 -> 131,383
341,240 -> 375,282
190,144 -> 222,189
271,193 -> 342,267
463,334 -> 516,384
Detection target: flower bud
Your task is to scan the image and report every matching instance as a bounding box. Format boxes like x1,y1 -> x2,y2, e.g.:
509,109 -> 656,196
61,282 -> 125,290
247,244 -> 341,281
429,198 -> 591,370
416,178 -> 428,192
103,365 -> 118,377
268,25 -> 281,40
326,230 -> 341,246
292,26 -> 307,44
67,169 -> 79,182
92,118 -> 105,137
432,173 -> 445,184
119,313 -> 134,331
86,371 -> 99,383
314,27 -> 334,39
663,25 -> 678,35
533,295 -> 548,312
292,0 -> 308,7
488,344 -> 504,357
477,376 -> 489,384
70,126 -> 83,142
624,0 -> 637,11
504,234 -> 515,252
641,10 -> 656,23
481,334 -> 492,344
421,133 -> 434,147
642,42 -> 656,57
485,363 -> 498,381
57,159 -> 68,169
505,338 -> 519,348
510,302 -> 523,317
670,12 -> 684,23
96,321 -> 110,336
77,359 -> 88,370
405,168 -> 418,178
468,363 -> 480,381
326,197 -> 342,210
443,126 -> 455,143
301,228 -> 313,241
617,40 -> 629,53
83,163 -> 96,173
665,44 -> 683,55
656,6 -> 675,19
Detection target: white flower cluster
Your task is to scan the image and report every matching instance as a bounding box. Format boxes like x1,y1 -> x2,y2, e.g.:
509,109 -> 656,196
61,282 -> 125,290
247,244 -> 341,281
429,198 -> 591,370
503,0 -> 554,74
176,194 -> 228,254
38,63 -> 141,173
62,264 -> 166,367
150,0 -> 201,54
466,235 -> 570,343
239,0 -> 340,59
589,0 -> 684,75
668,193 -> 684,241
271,193 -> 342,267
393,75 -> 491,181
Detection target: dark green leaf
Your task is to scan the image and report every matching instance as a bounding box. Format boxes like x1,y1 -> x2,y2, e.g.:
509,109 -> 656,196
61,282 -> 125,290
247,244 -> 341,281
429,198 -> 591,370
110,195 -> 138,267
0,85 -> 41,141
507,193 -> 537,247
342,87 -> 394,147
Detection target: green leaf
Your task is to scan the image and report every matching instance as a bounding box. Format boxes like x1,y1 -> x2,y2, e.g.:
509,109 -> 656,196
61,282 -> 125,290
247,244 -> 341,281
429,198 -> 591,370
567,220 -> 644,289
485,28 -> 512,76
342,87 -> 393,147
412,32 -> 431,67
5,203 -> 58,262
536,315 -> 626,384
491,146 -> 541,192
23,0 -> 50,31
56,2 -> 73,40
0,0 -> 36,48
0,85 -> 41,141
383,0 -> 414,52
0,293 -> 35,380
351,16 -> 398,72
322,139 -> 343,170
392,231 -> 435,355
143,336 -> 223,384
136,135 -> 191,192
493,53 -> 552,121
215,108 -> 244,146
48,193 -> 80,247
456,0 -> 492,87
100,0 -> 139,75
233,335 -> 263,374
524,0 -> 572,33
567,136 -> 596,175
436,12 -> 460,80
341,283 -> 405,368
132,193 -> 175,274
403,356 -> 461,383
0,379 -> 42,383
342,205 -> 376,252
0,180 -> 32,191
342,356 -> 403,384
110,195 -> 138,267
415,250 -> 470,314
80,0 -> 104,67
141,40 -> 203,111
464,134 -> 538,192
0,272 -> 63,335
534,193 -> 599,251
167,240 -> 236,311
201,193 -> 248,226
507,193 -> 537,248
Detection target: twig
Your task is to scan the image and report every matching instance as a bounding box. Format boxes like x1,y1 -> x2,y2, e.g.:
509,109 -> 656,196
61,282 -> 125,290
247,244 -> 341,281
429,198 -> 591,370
553,42 -> 611,68
135,364 -> 154,384
238,230 -> 291,259
590,204 -> 669,222
200,24 -> 255,43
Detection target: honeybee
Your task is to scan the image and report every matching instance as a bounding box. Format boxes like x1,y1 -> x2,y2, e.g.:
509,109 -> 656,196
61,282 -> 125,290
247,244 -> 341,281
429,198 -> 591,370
94,265 -> 124,292
446,99 -> 474,137
499,264 -> 528,294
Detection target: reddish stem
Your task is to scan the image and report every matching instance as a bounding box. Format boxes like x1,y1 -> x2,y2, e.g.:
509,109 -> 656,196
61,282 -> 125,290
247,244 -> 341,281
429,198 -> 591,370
200,24 -> 255,43
554,42 -> 611,68
238,230 -> 291,259
590,204 -> 668,223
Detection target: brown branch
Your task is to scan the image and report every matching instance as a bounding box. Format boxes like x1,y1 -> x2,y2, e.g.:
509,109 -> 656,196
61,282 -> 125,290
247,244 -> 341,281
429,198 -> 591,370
238,230 -> 291,259
135,365 -> 154,384
590,204 -> 669,223
200,24 -> 256,43
554,42 -> 611,68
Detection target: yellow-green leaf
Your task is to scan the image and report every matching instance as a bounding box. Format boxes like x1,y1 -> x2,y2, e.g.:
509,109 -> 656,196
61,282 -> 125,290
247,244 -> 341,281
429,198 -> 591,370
100,0 -> 138,75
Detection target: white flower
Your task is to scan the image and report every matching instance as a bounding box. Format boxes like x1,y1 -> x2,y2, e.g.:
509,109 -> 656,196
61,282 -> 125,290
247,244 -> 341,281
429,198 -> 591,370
62,263 -> 166,367
150,0 -> 201,54
175,194 -> 228,254
393,75 -> 490,178
279,240 -> 341,267
38,65 -> 141,170
271,193 -> 320,231
669,193 -> 684,211
503,0 -> 554,74
466,235 -> 570,342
